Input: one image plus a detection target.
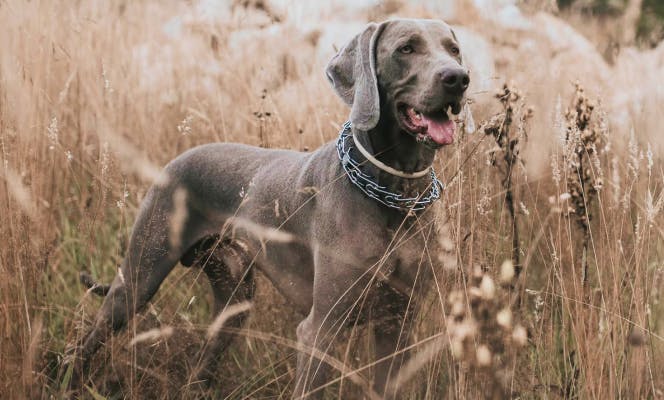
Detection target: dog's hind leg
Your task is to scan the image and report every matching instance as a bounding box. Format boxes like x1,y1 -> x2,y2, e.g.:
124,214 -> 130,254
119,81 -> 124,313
68,185 -> 209,388
186,238 -> 255,390
72,244 -> 178,383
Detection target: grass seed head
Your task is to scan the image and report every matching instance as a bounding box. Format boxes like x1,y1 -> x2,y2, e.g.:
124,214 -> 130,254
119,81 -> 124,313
476,345 -> 492,367
496,308 -> 512,329
499,259 -> 515,285
479,275 -> 496,300
512,325 -> 528,347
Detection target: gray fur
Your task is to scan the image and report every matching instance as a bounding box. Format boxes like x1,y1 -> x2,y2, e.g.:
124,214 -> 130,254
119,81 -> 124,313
67,18 -> 468,399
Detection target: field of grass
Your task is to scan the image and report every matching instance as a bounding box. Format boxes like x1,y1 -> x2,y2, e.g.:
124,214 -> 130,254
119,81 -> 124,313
1,0 -> 663,398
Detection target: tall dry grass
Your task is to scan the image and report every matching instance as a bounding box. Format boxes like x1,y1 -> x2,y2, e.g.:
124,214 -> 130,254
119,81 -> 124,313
1,0 -> 663,398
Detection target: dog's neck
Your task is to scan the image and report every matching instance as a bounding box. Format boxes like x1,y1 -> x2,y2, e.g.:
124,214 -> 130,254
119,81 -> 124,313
352,115 -> 437,193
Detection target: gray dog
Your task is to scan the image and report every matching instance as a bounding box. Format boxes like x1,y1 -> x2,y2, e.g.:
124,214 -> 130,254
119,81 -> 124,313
70,18 -> 468,399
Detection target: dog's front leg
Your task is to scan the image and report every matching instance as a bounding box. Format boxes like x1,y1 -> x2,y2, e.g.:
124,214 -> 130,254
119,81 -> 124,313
373,311 -> 413,399
293,251 -> 375,400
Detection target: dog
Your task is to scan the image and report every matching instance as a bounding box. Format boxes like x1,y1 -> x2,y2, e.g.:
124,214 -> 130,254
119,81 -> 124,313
69,18 -> 468,399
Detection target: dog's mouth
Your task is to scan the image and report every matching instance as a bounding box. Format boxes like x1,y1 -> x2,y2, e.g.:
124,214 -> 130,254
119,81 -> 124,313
398,103 -> 460,147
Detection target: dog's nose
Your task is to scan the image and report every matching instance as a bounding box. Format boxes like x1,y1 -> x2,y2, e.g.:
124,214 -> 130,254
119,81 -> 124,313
440,68 -> 469,94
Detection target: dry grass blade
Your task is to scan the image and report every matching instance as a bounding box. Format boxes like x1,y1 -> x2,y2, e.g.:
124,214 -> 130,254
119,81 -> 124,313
21,316 -> 43,393
129,326 -> 175,347
220,326 -> 382,400
226,216 -> 296,244
206,301 -> 253,340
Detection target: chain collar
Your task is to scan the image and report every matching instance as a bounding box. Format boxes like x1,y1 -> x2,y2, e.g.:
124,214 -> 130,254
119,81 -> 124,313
336,121 -> 444,212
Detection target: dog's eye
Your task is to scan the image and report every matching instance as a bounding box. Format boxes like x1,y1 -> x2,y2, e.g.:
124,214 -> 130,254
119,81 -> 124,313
450,46 -> 460,56
398,45 -> 414,54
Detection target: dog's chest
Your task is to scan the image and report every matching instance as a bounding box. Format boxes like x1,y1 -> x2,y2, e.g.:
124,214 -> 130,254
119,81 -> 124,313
341,215 -> 449,325
374,213 -> 448,293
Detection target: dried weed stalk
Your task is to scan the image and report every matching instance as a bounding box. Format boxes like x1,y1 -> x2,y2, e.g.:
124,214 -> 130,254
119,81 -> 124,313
481,84 -> 533,277
254,88 -> 273,148
561,82 -> 605,286
446,261 -> 527,399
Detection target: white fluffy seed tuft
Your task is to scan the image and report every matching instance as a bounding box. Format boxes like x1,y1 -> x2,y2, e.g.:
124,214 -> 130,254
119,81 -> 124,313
476,345 -> 492,367
499,259 -> 515,284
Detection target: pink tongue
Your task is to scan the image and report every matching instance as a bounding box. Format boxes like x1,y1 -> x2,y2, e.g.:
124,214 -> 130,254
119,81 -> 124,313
423,116 -> 456,145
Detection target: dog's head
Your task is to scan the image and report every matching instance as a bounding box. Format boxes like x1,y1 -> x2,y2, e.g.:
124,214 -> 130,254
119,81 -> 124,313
326,19 -> 469,148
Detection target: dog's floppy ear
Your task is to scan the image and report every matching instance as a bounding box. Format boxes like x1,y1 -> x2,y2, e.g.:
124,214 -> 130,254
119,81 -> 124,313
326,22 -> 387,131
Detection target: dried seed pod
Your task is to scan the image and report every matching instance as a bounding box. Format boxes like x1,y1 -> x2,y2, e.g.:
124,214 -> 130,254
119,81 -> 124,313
451,301 -> 465,319
472,265 -> 484,283
512,325 -> 528,346
476,344 -> 492,367
447,290 -> 463,305
468,287 -> 483,306
496,308 -> 512,329
479,276 -> 496,300
499,259 -> 515,285
451,339 -> 464,359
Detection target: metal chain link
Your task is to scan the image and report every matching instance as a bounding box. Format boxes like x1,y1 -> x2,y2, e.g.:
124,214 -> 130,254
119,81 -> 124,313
336,121 -> 444,212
